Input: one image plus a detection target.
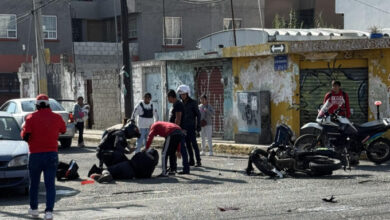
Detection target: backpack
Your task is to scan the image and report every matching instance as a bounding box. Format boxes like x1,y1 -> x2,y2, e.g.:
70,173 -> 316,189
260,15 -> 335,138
56,160 -> 80,181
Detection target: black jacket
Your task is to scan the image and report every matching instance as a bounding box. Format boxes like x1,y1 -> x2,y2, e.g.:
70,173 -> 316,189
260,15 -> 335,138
181,97 -> 201,130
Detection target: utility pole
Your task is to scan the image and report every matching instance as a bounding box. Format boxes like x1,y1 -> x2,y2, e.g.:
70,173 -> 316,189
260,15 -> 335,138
33,0 -> 48,95
230,0 -> 237,46
257,0 -> 264,29
120,0 -> 133,118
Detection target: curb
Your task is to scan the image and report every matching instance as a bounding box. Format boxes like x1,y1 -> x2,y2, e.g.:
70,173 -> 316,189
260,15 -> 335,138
75,136 -> 259,155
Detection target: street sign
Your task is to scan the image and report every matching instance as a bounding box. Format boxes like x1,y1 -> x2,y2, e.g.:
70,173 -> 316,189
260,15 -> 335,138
270,44 -> 286,53
274,55 -> 288,71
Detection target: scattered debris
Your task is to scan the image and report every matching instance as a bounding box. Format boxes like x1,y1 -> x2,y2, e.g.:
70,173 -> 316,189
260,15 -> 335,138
287,209 -> 292,213
217,207 -> 240,212
218,173 -> 222,176
81,180 -> 95,185
322,195 -> 337,203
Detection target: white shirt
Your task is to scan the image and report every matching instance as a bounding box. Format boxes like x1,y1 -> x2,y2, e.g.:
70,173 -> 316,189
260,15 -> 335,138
131,101 -> 159,129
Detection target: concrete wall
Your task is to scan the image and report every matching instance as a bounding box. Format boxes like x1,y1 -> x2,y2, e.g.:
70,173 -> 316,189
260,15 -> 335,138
232,56 -> 300,137
91,69 -> 122,129
0,0 -> 73,57
336,0 -> 390,31
166,60 -> 234,139
136,0 -> 261,60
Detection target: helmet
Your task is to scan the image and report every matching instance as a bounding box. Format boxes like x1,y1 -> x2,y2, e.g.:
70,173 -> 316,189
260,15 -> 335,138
177,85 -> 190,96
122,121 -> 140,139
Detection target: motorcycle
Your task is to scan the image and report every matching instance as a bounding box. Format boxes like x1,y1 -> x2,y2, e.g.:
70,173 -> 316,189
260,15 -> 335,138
246,124 -> 343,177
295,100 -> 390,165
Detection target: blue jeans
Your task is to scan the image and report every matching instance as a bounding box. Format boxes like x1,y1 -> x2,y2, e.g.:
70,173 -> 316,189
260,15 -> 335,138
29,152 -> 58,212
136,128 -> 149,152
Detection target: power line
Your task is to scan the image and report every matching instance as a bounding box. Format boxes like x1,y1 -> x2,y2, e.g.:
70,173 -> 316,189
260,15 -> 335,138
351,0 -> 390,16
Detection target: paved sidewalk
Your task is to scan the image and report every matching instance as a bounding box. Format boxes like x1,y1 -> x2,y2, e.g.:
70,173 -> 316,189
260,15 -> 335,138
74,129 -> 269,155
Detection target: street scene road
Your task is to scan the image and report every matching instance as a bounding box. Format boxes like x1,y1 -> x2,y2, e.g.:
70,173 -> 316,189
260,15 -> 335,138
1,141 -> 390,220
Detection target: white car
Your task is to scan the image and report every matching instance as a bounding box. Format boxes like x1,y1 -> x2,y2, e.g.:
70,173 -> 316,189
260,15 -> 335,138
0,98 -> 75,148
0,112 -> 29,194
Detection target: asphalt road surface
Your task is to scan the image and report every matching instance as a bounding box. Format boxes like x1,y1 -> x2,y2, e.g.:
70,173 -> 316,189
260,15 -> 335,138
1,141 -> 390,219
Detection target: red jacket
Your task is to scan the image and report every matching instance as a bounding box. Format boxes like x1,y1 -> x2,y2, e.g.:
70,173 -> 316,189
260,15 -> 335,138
323,90 -> 351,118
145,121 -> 182,150
21,108 -> 66,153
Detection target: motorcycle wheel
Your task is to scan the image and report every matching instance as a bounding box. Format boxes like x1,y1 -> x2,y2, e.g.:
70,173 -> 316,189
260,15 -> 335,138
294,134 -> 319,151
250,149 -> 277,177
308,156 -> 342,174
366,138 -> 390,164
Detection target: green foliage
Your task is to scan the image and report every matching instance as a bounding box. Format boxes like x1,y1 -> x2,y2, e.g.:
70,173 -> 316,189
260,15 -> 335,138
272,9 -> 301,29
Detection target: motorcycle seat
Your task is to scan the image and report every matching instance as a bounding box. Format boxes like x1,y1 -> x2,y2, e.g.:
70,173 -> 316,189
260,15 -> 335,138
355,120 -> 386,133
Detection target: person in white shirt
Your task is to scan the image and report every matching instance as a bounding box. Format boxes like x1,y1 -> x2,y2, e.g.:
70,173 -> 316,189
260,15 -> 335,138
131,93 -> 159,153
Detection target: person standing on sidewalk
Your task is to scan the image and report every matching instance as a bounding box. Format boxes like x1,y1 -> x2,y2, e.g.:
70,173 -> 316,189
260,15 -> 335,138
21,94 -> 66,220
73,96 -> 86,147
145,121 -> 190,176
177,85 -> 202,167
199,94 -> 215,156
131,93 -> 159,153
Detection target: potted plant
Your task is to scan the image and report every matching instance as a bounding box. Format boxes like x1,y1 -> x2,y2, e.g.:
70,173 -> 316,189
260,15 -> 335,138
370,26 -> 383,39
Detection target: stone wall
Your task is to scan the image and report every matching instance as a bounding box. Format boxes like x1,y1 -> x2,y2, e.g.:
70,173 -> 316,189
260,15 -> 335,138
91,69 -> 122,129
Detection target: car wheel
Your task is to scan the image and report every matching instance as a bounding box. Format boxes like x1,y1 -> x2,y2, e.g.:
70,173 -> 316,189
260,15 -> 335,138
60,138 -> 72,148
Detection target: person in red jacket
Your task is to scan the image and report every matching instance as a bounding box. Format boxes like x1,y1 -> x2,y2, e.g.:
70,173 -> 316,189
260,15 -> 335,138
145,121 -> 190,177
323,81 -> 351,118
21,94 -> 66,220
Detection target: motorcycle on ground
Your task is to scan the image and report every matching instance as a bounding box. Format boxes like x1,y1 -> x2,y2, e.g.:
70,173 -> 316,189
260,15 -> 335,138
246,124 -> 343,177
295,100 -> 390,165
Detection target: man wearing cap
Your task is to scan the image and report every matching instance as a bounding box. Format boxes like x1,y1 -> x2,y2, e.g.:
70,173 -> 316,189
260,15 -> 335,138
177,85 -> 202,167
21,94 -> 66,220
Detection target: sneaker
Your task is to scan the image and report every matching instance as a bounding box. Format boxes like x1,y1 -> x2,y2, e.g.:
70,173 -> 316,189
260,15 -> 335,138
178,170 -> 190,175
77,142 -> 85,147
44,212 -> 53,220
28,208 -> 39,218
189,161 -> 195,166
208,151 -> 213,156
88,164 -> 103,177
168,171 -> 176,176
97,173 -> 113,183
195,162 -> 202,167
157,173 -> 169,178
200,151 -> 205,156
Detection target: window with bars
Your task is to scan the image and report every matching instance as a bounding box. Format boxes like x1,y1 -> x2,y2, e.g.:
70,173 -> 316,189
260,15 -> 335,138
163,17 -> 182,46
0,14 -> 17,39
42,15 -> 57,40
223,18 -> 242,30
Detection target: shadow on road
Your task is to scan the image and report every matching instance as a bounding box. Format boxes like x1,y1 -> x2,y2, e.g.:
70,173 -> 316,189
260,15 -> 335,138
353,163 -> 390,172
58,146 -> 96,154
188,173 -> 247,185
0,184 -> 79,207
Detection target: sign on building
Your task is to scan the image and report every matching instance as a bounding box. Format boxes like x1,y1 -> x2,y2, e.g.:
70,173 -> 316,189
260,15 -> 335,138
274,55 -> 288,71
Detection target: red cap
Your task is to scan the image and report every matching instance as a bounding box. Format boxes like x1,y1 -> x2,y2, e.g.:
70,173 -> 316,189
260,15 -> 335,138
36,94 -> 49,105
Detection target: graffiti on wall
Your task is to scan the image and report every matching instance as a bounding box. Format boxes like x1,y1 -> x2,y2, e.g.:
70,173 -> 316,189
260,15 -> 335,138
236,92 -> 261,133
196,66 -> 224,135
300,61 -> 368,126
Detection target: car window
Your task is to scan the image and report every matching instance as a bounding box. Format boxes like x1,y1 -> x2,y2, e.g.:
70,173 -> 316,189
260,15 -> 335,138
0,103 -> 9,111
0,117 -> 21,141
6,102 -> 16,114
21,100 -> 65,112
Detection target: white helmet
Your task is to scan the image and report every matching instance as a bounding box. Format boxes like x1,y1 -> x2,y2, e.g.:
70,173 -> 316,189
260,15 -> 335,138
177,85 -> 190,96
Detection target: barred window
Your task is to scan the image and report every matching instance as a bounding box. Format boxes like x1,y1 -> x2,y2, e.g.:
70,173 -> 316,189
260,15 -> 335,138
0,14 -> 17,38
43,15 -> 57,39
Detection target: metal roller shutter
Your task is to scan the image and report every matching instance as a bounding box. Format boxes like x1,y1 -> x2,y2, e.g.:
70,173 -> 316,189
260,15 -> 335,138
300,68 -> 368,127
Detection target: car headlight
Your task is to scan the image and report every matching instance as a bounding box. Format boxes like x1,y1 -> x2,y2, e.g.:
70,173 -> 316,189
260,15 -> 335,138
8,155 -> 28,167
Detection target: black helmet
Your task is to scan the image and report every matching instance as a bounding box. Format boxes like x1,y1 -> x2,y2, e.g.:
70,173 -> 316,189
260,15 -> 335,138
122,121 -> 140,139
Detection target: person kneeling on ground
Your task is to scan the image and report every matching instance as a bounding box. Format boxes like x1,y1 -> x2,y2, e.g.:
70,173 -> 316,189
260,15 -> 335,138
96,121 -> 140,168
145,121 -> 190,177
88,149 -> 159,182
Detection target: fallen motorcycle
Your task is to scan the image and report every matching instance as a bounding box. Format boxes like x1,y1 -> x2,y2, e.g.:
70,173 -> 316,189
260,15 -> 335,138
246,124 -> 343,177
295,100 -> 390,165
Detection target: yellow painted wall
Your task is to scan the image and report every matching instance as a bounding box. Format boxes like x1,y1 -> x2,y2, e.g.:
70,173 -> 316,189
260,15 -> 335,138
232,55 -> 300,137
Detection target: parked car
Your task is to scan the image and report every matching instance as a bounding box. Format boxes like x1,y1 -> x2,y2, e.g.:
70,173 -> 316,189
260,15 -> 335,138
0,98 -> 75,148
0,112 -> 29,194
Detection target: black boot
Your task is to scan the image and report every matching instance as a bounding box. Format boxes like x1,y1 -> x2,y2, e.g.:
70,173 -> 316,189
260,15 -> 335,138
88,164 -> 102,177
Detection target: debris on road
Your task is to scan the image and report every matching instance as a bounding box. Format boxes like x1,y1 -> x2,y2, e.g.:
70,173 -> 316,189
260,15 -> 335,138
217,207 -> 240,212
81,180 -> 95,185
322,195 -> 337,203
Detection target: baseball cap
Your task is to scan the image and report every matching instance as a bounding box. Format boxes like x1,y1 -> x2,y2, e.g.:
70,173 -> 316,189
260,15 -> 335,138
36,94 -> 49,105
